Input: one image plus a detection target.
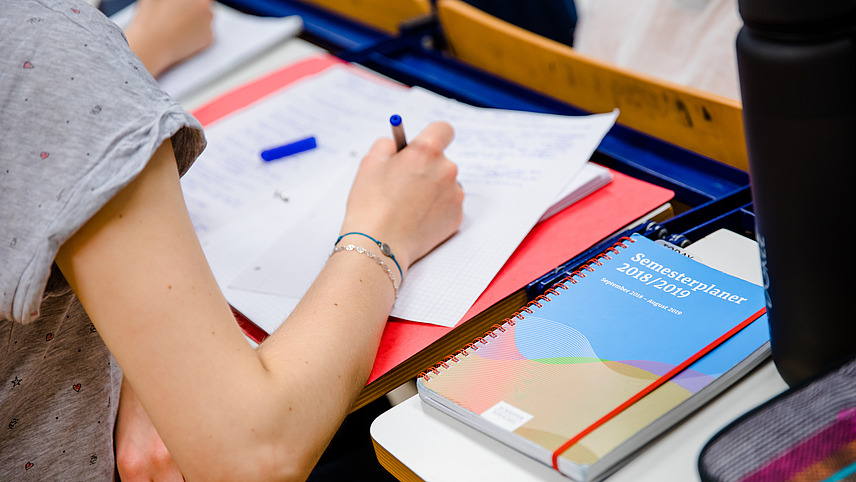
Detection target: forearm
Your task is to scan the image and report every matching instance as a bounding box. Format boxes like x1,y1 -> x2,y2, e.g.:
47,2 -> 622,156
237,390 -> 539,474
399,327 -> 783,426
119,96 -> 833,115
123,29 -> 171,78
249,238 -> 399,470
154,246 -> 397,481
115,380 -> 184,481
258,237 -> 397,396
123,0 -> 214,78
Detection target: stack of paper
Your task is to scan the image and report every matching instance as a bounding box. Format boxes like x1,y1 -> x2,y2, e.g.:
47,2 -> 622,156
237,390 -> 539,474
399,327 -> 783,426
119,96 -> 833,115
179,60 -> 619,330
540,163 -> 612,223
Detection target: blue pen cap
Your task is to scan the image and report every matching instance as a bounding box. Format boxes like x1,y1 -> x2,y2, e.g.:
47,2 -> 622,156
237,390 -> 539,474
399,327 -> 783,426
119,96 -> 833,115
390,114 -> 402,126
261,136 -> 317,162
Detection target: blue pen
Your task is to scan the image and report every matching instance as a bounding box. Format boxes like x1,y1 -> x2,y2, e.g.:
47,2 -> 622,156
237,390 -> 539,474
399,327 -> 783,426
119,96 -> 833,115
390,115 -> 407,151
260,136 -> 317,162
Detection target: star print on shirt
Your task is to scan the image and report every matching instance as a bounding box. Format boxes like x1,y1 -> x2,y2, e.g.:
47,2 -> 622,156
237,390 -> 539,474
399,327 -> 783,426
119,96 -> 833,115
11,376 -> 22,388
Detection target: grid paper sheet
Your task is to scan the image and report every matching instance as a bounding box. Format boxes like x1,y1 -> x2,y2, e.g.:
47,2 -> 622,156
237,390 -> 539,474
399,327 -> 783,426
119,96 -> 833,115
216,67 -> 617,326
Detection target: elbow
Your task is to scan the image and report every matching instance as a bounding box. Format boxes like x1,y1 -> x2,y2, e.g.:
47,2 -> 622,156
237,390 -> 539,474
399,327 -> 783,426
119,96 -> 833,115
250,444 -> 318,482
182,440 -> 319,482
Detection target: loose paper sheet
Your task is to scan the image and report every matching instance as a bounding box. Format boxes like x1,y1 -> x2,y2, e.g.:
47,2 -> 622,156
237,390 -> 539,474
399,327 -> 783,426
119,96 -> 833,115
182,66 -> 409,332
186,64 -> 618,327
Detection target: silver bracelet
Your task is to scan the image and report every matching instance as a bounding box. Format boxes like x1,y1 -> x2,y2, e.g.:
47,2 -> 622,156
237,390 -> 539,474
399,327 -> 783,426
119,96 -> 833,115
330,244 -> 400,297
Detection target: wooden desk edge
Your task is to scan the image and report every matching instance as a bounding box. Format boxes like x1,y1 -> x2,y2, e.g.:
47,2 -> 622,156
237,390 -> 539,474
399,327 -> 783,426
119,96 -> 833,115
436,0 -> 748,172
373,436 -> 425,482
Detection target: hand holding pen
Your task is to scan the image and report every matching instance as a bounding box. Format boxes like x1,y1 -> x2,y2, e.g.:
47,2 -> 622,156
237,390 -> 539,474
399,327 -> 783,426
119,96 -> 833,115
340,117 -> 464,276
392,114 -> 463,192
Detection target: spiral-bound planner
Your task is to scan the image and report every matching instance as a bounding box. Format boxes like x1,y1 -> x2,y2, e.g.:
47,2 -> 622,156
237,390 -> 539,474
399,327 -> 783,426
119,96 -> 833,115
417,233 -> 770,482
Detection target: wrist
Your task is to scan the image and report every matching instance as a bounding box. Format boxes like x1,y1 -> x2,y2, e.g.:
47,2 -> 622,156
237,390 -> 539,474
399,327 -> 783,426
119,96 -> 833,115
330,241 -> 401,297
336,232 -> 408,279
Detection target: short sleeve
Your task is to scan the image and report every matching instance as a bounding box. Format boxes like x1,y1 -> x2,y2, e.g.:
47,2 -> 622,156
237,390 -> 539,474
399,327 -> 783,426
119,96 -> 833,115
0,0 -> 207,324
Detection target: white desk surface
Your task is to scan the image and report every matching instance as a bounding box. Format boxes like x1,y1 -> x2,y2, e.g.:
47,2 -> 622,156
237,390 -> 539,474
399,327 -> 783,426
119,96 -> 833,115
178,36 -> 325,112
372,361 -> 788,481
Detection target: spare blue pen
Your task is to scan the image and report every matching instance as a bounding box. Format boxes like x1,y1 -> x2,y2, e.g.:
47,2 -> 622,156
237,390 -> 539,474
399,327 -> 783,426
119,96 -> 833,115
390,115 -> 407,151
260,136 -> 317,162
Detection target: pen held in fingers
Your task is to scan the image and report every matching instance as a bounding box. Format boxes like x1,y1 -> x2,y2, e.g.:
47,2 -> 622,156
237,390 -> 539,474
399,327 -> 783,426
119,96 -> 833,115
390,114 -> 407,152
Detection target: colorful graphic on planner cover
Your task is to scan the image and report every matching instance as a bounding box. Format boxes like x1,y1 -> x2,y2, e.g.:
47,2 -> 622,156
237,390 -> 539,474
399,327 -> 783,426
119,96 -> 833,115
420,234 -> 769,466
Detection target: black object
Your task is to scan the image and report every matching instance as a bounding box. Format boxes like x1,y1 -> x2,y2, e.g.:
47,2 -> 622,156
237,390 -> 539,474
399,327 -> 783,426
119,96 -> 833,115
306,397 -> 398,482
98,0 -> 135,16
459,0 -> 578,46
736,0 -> 856,386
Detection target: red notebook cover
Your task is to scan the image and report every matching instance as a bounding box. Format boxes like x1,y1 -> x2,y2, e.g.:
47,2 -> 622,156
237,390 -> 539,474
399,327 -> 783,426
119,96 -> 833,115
191,53 -> 675,384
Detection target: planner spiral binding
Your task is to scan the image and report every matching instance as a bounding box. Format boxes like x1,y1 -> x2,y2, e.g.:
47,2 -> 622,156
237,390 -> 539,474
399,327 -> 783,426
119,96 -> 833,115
418,236 -> 635,381
529,222 -> 670,298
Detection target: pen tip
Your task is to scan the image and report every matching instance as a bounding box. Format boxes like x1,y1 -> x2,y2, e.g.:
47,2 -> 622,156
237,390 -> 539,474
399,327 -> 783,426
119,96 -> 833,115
390,114 -> 402,126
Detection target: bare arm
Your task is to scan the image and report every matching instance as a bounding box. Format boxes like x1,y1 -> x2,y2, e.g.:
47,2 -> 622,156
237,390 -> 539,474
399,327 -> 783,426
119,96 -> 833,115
115,380 -> 183,481
123,0 -> 214,78
57,124 -> 462,481
116,2 -> 213,477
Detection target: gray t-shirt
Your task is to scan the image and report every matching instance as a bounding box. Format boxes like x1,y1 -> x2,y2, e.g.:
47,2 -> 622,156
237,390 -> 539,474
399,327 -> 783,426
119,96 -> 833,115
0,0 -> 206,479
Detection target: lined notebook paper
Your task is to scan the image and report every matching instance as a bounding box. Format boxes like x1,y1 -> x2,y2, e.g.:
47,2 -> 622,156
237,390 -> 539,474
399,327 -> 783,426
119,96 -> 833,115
211,66 -> 618,326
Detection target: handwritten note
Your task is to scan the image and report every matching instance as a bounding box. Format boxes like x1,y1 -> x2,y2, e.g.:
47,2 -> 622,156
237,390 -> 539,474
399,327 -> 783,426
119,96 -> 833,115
182,66 -> 410,330
209,66 -> 618,327
386,91 -> 619,325
181,67 -> 409,238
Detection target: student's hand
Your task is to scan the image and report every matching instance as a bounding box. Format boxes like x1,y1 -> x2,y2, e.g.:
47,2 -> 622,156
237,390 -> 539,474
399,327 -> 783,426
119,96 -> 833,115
341,121 -> 465,275
115,381 -> 184,482
123,0 -> 214,78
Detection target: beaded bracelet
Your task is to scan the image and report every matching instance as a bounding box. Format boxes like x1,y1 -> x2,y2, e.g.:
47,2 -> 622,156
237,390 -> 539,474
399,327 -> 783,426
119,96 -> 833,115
335,232 -> 403,279
330,244 -> 400,297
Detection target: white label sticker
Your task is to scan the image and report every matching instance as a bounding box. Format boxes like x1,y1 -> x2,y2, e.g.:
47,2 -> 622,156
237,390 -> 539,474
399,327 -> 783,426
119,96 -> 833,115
481,401 -> 534,432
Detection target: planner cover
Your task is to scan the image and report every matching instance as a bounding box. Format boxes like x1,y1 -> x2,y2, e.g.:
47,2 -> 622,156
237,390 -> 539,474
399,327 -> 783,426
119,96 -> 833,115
417,233 -> 770,481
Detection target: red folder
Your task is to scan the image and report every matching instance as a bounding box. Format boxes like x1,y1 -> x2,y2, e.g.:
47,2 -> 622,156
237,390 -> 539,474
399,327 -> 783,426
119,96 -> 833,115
192,53 -> 675,408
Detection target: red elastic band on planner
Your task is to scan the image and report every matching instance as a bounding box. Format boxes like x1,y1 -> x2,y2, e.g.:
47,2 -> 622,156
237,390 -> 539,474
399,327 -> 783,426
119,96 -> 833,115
550,306 -> 768,471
